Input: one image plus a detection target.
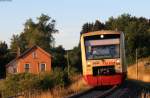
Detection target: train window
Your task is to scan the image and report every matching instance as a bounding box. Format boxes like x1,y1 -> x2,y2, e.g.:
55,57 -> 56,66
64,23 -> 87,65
84,34 -> 120,40
86,44 -> 120,60
84,34 -> 120,60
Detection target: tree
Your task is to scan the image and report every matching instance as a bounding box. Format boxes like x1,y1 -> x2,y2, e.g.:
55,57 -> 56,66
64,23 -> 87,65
81,20 -> 106,34
0,41 -> 9,78
80,23 -> 94,34
105,14 -> 131,31
10,14 -> 58,53
68,46 -> 82,72
92,20 -> 105,31
10,34 -> 20,53
106,14 -> 150,63
51,45 -> 67,69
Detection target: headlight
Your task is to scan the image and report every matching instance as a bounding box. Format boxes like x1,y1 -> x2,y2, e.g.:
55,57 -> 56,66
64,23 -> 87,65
115,59 -> 122,72
87,62 -> 91,67
100,34 -> 104,38
87,62 -> 91,65
116,59 -> 120,65
115,65 -> 122,72
116,60 -> 120,63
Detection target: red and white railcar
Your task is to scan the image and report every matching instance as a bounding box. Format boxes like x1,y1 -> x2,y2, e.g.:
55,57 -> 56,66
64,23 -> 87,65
80,30 -> 127,86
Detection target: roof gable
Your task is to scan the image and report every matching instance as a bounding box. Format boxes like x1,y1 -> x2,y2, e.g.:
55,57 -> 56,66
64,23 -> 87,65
6,45 -> 51,67
19,45 -> 51,59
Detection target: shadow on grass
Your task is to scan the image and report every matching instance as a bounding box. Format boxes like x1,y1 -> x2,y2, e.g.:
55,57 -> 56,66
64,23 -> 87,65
123,79 -> 150,98
127,79 -> 150,89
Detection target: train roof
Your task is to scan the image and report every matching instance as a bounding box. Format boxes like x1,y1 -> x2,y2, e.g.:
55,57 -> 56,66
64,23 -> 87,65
81,30 -> 122,37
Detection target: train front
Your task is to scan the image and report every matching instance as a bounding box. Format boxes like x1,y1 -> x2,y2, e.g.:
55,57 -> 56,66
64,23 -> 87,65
81,31 -> 126,86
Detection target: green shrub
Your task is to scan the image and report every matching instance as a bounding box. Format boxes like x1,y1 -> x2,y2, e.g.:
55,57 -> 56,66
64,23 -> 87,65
38,72 -> 54,90
0,73 -> 39,97
53,67 -> 69,87
0,68 -> 74,97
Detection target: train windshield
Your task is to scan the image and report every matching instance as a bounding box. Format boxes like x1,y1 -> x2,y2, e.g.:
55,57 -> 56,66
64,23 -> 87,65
84,34 -> 120,60
85,44 -> 120,60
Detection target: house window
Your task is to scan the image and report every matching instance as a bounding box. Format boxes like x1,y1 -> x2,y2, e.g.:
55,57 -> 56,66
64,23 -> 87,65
24,64 -> 30,73
32,52 -> 37,59
40,63 -> 46,72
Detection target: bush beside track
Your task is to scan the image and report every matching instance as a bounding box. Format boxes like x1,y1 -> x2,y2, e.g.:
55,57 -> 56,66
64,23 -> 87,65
0,67 -> 81,98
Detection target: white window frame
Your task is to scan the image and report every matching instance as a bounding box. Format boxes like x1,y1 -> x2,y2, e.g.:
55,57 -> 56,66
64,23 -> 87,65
39,63 -> 46,72
32,51 -> 37,59
24,63 -> 30,73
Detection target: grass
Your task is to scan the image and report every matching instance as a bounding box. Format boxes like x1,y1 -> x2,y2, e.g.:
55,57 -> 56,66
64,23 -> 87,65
141,93 -> 150,98
16,74 -> 91,98
0,68 -> 91,98
127,57 -> 150,82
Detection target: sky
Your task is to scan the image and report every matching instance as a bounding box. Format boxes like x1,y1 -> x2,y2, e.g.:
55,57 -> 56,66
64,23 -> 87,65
0,0 -> 150,50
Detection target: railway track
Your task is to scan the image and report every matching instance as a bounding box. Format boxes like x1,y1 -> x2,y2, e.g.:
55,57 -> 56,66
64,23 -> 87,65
66,80 -> 150,98
66,85 -> 117,98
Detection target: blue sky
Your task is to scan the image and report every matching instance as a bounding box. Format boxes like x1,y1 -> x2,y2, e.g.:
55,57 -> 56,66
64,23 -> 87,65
0,0 -> 150,49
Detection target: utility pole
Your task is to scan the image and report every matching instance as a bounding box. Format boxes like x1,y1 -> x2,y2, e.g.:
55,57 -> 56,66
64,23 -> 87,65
67,50 -> 70,76
136,49 -> 138,80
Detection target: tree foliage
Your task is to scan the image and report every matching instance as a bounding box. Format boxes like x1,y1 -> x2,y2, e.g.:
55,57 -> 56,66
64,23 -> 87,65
0,70 -> 71,97
106,14 -> 150,63
81,14 -> 150,64
0,41 -> 9,78
51,45 -> 67,69
68,46 -> 82,72
81,20 -> 105,34
10,14 -> 58,53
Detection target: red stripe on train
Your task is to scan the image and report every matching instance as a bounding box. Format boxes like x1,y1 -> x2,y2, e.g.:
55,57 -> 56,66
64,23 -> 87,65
83,73 -> 126,86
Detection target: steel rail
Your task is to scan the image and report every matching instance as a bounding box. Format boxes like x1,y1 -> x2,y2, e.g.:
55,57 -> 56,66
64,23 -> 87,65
93,85 -> 117,98
65,85 -> 118,98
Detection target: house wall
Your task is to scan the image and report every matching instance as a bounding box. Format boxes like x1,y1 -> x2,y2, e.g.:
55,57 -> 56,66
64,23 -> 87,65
17,48 -> 51,74
7,61 -> 18,74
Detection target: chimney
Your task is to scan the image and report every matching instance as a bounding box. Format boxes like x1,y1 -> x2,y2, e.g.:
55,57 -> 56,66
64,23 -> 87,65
17,46 -> 20,58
